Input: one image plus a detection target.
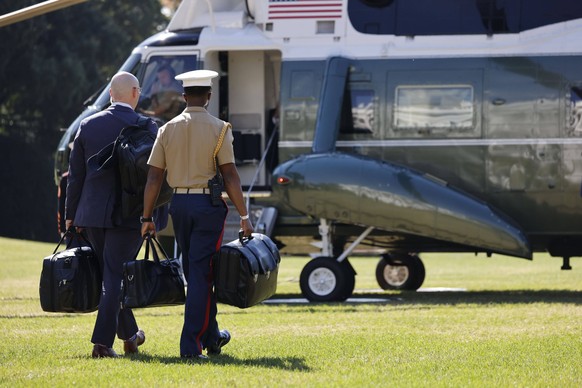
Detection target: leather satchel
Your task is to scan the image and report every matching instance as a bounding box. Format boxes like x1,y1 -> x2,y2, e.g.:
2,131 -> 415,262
122,235 -> 185,309
39,229 -> 101,313
213,232 -> 281,308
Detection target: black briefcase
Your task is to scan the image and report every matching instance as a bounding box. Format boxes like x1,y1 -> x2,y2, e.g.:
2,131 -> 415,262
39,231 -> 101,313
213,233 -> 281,308
122,235 -> 186,309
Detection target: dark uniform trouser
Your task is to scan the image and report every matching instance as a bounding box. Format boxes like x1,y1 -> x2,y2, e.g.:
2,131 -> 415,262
170,194 -> 227,356
85,227 -> 142,347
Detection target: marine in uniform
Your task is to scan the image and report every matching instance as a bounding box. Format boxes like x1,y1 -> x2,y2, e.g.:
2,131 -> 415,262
141,69 -> 254,359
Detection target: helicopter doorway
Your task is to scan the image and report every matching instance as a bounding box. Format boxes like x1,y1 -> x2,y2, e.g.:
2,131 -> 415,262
204,49 -> 281,190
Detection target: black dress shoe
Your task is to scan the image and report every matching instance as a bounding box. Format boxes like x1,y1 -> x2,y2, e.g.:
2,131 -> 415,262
92,344 -> 119,358
207,330 -> 231,355
124,329 -> 146,354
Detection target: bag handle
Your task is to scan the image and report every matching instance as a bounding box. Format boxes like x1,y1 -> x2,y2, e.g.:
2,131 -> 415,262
52,227 -> 92,254
238,230 -> 254,246
134,234 -> 171,263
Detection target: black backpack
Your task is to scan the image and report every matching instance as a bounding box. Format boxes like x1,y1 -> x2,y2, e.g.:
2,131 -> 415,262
89,116 -> 173,218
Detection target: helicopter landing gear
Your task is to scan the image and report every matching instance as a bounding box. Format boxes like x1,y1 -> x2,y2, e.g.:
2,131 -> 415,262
299,257 -> 355,302
375,253 -> 426,291
299,220 -> 373,302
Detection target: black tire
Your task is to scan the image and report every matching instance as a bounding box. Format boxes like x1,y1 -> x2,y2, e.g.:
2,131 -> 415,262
336,260 -> 356,301
300,257 -> 355,302
375,253 -> 425,291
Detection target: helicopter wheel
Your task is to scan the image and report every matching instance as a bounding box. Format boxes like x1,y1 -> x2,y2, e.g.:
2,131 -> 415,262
300,257 -> 355,302
375,253 -> 425,291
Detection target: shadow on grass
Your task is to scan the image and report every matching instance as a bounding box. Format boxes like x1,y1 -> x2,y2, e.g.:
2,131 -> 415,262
132,353 -> 310,370
268,289 -> 582,306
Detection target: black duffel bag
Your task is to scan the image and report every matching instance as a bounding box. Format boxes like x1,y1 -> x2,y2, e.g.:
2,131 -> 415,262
122,235 -> 185,309
213,233 -> 281,308
39,229 -> 101,313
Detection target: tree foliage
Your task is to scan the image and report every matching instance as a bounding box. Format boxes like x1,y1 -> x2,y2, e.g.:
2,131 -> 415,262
0,0 -> 167,140
0,0 -> 168,241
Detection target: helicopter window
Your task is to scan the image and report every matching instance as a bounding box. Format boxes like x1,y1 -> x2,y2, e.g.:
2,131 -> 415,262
567,86 -> 582,136
137,55 -> 198,124
393,85 -> 474,131
290,71 -> 316,99
340,89 -> 375,137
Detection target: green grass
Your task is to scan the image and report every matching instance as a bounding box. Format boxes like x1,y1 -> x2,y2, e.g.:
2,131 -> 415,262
0,236 -> 580,387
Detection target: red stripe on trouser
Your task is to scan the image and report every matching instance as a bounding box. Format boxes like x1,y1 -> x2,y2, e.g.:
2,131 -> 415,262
195,283 -> 212,353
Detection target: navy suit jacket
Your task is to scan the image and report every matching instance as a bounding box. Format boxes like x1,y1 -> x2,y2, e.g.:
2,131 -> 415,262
66,104 -> 159,229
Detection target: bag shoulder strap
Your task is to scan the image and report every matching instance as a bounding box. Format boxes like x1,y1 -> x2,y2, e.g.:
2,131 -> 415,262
212,122 -> 231,172
137,115 -> 150,128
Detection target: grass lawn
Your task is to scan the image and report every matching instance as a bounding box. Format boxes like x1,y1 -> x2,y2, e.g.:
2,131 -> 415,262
0,236 -> 580,387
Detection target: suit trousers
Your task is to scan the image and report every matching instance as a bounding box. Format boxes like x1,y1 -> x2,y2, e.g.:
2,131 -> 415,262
169,194 -> 227,356
86,226 -> 142,347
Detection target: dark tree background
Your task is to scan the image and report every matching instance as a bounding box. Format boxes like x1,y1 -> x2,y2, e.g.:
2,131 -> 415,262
0,0 -> 168,242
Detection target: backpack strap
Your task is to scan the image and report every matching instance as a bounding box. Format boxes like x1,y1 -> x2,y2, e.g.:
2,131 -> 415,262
88,142 -> 116,171
136,115 -> 151,129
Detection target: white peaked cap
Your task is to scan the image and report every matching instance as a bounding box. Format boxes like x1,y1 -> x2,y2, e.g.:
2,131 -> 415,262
175,69 -> 218,87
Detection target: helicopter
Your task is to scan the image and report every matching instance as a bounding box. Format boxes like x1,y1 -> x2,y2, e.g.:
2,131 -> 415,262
48,0 -> 582,301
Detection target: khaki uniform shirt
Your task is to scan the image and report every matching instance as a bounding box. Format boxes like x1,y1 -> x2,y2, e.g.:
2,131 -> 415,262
148,106 -> 235,188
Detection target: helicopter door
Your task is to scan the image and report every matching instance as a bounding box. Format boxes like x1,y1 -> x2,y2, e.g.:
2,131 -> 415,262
205,50 -> 281,190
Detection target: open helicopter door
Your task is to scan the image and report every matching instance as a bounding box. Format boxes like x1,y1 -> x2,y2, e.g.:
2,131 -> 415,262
204,49 -> 281,189
204,49 -> 281,241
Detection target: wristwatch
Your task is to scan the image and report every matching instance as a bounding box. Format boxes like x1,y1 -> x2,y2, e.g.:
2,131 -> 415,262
140,216 -> 153,223
240,214 -> 249,220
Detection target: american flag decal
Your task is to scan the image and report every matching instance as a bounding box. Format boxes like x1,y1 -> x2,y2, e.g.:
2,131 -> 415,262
268,0 -> 343,20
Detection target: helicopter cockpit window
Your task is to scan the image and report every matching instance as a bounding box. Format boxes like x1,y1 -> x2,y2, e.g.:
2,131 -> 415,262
393,85 -> 474,134
137,55 -> 198,124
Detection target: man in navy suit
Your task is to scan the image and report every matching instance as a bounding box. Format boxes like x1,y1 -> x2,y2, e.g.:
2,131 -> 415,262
65,71 -> 156,358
